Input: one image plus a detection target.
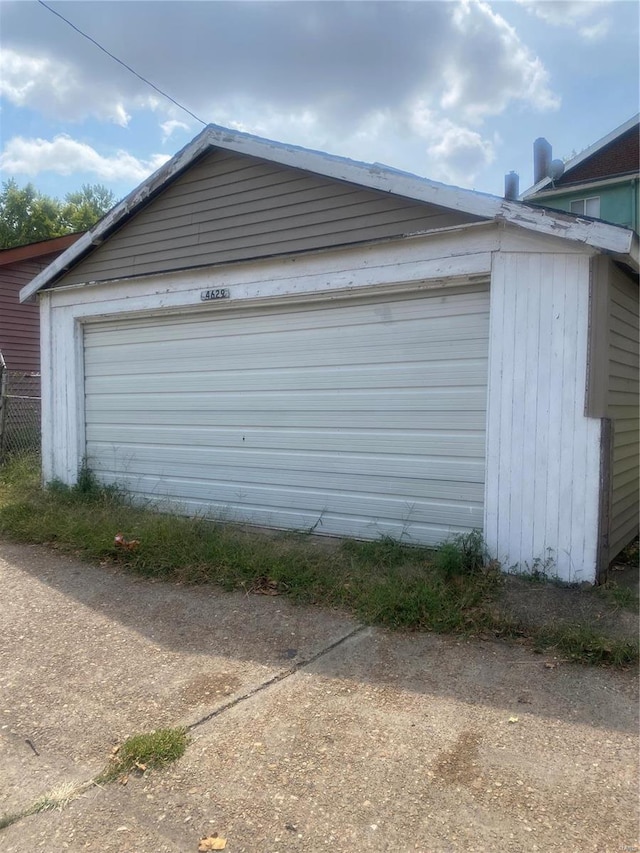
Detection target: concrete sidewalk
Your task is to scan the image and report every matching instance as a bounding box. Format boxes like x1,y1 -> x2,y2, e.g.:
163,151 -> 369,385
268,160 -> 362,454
1,541 -> 638,852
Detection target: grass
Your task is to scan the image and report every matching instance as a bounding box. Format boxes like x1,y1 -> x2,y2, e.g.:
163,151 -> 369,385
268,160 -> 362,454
600,539 -> 640,611
0,728 -> 188,831
97,727 -> 189,783
0,453 -> 637,667
0,454 -> 500,634
600,582 -> 639,611
531,623 -> 638,667
0,778 -> 109,830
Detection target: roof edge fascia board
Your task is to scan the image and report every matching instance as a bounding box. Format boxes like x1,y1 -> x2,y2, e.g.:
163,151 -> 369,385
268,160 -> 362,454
529,173 -> 639,199
0,232 -> 83,267
19,126 -> 214,302
625,232 -> 640,271
19,124 -> 635,302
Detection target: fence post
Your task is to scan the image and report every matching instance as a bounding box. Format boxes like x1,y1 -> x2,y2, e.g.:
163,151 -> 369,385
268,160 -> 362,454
0,351 -> 7,461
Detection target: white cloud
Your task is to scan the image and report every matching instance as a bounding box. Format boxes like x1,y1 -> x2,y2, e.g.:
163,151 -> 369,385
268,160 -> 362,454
2,2 -> 559,130
516,0 -> 612,40
218,100 -> 495,187
0,48 -> 131,125
427,127 -> 495,185
0,134 -> 170,182
160,119 -> 191,142
444,1 -> 560,119
409,103 -> 495,184
0,0 -> 588,191
579,19 -> 611,41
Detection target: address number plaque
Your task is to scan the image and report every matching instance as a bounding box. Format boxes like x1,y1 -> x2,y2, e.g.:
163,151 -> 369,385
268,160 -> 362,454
201,288 -> 230,301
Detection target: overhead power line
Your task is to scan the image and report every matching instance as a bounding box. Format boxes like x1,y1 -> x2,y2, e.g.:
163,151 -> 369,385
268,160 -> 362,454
38,0 -> 207,127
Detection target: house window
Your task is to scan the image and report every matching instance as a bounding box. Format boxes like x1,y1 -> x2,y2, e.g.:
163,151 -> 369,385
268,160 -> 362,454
570,197 -> 600,218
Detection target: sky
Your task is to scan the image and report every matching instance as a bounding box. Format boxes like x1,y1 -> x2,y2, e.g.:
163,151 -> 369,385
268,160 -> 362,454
0,0 -> 638,207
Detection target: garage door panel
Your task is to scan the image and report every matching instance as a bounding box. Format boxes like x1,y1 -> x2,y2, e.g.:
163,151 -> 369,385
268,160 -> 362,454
90,459 -> 484,503
88,443 -> 485,483
85,359 -> 489,394
84,285 -> 489,544
84,292 -> 489,346
86,388 -> 487,417
85,409 -> 487,430
119,494 -> 476,546
85,314 -> 488,356
85,333 -> 489,374
86,425 -> 485,457
84,311 -> 489,353
96,470 -> 483,528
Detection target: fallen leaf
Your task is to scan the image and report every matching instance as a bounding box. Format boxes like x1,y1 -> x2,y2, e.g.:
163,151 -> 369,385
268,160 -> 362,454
114,533 -> 141,551
134,761 -> 147,772
253,577 -> 282,595
198,836 -> 227,851
248,575 -> 293,596
544,662 -> 558,670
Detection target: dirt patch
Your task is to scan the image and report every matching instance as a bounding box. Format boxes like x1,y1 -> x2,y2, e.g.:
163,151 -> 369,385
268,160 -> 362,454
495,570 -> 639,644
181,674 -> 242,707
432,730 -> 482,786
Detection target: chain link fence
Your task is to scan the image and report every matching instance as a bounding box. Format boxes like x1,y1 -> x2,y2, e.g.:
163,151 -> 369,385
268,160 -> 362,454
0,356 -> 41,459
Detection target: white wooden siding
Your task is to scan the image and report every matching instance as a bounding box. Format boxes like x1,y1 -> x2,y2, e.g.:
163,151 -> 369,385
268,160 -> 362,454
608,267 -> 639,558
59,150 -> 478,286
83,286 -> 489,544
485,253 -> 602,582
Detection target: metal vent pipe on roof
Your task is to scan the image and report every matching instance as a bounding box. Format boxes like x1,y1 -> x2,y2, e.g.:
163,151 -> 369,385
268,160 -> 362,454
534,137 -> 552,184
504,171 -> 519,201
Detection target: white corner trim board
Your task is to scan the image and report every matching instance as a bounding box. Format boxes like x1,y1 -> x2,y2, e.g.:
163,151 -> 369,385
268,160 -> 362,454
485,252 -> 602,583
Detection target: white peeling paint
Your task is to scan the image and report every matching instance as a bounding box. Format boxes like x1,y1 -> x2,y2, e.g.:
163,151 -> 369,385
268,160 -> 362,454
485,252 -> 602,582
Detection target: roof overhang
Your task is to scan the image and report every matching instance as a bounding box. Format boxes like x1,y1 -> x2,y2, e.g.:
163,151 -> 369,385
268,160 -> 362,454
527,172 -> 639,200
521,113 -> 640,199
20,124 -> 638,302
0,232 -> 83,268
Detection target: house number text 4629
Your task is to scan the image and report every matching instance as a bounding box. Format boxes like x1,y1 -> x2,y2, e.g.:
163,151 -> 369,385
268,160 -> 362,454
201,288 -> 230,301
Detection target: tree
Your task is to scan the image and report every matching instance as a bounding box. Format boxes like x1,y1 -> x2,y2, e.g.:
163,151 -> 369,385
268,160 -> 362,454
0,180 -> 65,248
62,184 -> 116,232
0,180 -> 115,250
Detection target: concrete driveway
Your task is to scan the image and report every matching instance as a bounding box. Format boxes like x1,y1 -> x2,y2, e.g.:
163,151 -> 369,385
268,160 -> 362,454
1,541 -> 638,852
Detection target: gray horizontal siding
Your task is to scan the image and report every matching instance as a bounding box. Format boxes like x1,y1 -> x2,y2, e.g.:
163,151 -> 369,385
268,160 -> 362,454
608,267 -> 639,559
60,149 -> 479,285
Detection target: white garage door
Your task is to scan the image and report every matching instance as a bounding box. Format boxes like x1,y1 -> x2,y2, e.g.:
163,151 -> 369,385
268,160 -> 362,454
84,285 -> 489,545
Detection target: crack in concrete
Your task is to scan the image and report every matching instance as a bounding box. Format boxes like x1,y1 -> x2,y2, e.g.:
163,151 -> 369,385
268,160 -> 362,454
188,624 -> 368,731
0,624 -> 369,833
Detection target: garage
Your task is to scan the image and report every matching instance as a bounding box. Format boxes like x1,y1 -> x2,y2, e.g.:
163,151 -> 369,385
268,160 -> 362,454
84,284 -> 489,544
21,124 -> 638,582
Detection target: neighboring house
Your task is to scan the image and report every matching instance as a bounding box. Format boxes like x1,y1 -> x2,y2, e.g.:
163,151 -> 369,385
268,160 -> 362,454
521,114 -> 639,231
20,125 -> 639,583
0,233 -> 82,373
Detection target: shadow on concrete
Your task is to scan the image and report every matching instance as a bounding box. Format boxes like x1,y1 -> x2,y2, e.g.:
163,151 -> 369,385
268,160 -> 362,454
3,540 -> 638,736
